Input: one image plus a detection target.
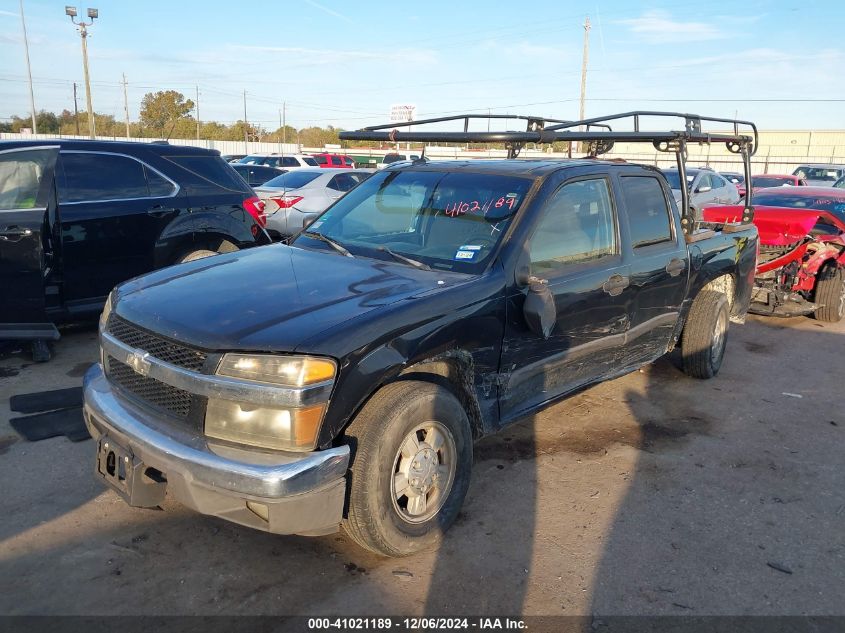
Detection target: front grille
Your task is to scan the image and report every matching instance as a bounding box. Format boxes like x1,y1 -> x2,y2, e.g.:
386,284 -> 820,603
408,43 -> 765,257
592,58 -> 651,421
107,314 -> 207,372
106,355 -> 193,419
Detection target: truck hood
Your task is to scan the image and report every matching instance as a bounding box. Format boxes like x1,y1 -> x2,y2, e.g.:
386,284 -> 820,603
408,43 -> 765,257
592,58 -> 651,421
703,205 -> 845,246
113,244 -> 466,352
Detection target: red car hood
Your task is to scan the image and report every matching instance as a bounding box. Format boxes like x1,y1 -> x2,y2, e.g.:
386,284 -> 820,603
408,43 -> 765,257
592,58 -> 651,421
703,205 -> 845,246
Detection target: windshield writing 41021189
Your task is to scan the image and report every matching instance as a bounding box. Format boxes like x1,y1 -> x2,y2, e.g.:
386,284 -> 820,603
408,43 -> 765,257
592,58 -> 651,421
443,195 -> 519,218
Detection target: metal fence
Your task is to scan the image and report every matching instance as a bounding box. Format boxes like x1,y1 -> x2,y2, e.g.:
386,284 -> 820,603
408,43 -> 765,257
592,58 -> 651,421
3,130 -> 845,175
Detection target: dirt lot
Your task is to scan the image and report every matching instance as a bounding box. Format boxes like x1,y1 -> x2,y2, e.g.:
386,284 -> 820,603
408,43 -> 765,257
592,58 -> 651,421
0,315 -> 842,617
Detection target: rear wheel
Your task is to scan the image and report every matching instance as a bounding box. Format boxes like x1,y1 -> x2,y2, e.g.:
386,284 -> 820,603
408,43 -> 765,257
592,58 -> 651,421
342,380 -> 473,557
681,289 -> 730,379
177,249 -> 218,263
814,264 -> 845,323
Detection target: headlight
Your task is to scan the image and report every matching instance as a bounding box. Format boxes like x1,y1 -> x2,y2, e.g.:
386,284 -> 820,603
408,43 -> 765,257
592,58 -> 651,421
205,354 -> 336,451
99,291 -> 114,331
216,354 -> 335,387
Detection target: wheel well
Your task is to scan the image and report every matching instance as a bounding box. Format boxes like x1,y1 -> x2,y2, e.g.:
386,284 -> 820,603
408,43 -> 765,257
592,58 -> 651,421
675,273 -> 737,349
171,237 -> 238,264
703,273 -> 736,312
396,354 -> 484,440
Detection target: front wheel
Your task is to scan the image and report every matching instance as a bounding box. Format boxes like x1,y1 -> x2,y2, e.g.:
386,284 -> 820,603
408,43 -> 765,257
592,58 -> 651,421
681,289 -> 730,379
342,380 -> 473,557
814,264 -> 845,323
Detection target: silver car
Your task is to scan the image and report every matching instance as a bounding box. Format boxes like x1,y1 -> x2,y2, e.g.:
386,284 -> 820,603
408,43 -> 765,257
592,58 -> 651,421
663,168 -> 740,217
255,168 -> 374,238
792,164 -> 845,187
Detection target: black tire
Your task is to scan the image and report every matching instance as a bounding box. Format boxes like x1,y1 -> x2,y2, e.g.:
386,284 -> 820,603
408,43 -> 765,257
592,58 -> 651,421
342,380 -> 473,557
177,249 -> 218,263
681,289 -> 730,379
814,264 -> 845,323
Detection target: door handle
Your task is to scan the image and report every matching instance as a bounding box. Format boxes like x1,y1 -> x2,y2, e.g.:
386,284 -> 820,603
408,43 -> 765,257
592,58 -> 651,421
602,274 -> 630,296
665,257 -> 686,277
147,206 -> 175,218
0,226 -> 33,242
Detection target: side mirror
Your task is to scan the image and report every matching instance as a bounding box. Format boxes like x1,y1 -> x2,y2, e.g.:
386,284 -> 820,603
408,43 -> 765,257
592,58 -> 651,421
523,277 -> 556,339
695,185 -> 712,194
302,216 -> 316,229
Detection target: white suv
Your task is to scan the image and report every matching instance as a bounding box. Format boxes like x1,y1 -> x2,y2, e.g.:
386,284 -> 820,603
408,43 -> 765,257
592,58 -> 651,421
237,154 -> 318,170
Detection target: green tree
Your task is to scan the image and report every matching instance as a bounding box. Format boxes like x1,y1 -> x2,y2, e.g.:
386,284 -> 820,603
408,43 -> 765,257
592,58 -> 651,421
139,90 -> 195,133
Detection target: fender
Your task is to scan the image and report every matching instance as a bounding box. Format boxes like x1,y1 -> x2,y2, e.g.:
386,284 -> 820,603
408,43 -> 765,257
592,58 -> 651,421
311,275 -> 507,448
152,214 -> 196,269
681,228 -> 757,324
191,205 -> 265,246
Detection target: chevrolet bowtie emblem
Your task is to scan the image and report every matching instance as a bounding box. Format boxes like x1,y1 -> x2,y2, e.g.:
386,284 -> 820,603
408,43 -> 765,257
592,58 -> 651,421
126,350 -> 151,376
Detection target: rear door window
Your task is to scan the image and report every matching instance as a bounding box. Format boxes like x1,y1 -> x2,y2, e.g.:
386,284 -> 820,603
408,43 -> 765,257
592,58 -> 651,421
620,175 -> 674,248
303,157 -> 318,166
327,173 -> 358,192
145,166 -> 177,197
59,152 -> 148,203
330,156 -> 342,166
164,155 -> 250,193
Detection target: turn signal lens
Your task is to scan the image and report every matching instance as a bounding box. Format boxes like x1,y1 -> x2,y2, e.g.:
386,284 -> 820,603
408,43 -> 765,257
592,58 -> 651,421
217,354 -> 336,387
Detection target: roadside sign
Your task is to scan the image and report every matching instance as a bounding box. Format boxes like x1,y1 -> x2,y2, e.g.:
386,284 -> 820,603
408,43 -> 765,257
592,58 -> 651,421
389,104 -> 416,123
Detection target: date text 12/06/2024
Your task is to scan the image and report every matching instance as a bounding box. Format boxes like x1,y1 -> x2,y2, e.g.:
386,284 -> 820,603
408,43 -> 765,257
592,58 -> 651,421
306,617 -> 527,630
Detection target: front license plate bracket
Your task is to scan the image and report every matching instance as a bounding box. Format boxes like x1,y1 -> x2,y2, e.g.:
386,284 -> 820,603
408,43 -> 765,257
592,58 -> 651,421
96,436 -> 166,508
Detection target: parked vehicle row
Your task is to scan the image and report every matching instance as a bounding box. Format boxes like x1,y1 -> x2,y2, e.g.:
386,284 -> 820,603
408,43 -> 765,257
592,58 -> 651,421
0,140 -> 271,358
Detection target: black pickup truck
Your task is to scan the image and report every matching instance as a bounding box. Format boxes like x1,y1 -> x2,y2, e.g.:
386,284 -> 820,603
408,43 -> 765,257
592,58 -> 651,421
83,112 -> 759,556
0,140 -> 270,359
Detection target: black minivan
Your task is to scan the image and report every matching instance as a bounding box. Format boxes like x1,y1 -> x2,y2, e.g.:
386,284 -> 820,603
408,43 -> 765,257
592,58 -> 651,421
0,140 -> 271,357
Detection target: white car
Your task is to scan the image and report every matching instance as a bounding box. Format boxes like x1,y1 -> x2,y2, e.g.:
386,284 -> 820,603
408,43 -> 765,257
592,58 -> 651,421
255,168 -> 374,238
376,152 -> 423,169
662,168 -> 740,218
237,153 -> 318,170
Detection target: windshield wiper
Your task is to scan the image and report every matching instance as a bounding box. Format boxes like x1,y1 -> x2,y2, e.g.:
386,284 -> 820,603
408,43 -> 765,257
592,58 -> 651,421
377,245 -> 431,271
302,231 -> 354,258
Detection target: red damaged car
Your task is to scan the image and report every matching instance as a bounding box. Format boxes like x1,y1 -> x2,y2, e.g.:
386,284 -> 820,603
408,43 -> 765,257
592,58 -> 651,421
704,187 -> 845,322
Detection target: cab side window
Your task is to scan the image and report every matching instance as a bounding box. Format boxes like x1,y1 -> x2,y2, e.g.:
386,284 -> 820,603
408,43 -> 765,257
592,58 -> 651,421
529,178 -> 616,276
620,175 -> 673,248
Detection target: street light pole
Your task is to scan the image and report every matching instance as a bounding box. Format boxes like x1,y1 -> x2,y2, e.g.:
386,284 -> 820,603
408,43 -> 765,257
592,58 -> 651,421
19,0 -> 37,134
65,6 -> 98,139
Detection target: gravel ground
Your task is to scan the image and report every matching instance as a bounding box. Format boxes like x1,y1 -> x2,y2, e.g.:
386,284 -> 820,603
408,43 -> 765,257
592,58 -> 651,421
0,314 -> 842,617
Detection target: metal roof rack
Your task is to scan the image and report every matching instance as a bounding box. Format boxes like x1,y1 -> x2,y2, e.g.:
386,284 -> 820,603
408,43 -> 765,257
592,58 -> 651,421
340,111 -> 759,233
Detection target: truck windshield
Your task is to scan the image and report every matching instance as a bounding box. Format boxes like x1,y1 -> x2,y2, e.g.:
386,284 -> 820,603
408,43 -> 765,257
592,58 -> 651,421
293,170 -> 534,272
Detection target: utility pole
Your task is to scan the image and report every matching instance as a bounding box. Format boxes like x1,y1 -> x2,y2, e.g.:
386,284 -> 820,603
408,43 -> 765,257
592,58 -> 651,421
121,73 -> 130,138
243,90 -> 249,154
279,108 -> 285,156
195,85 -> 200,140
73,82 -> 80,135
19,0 -> 37,134
282,101 -> 287,156
579,15 -> 591,125
65,7 -> 98,139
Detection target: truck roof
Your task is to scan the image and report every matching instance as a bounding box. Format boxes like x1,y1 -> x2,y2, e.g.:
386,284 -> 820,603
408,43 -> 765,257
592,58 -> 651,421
387,158 -> 651,178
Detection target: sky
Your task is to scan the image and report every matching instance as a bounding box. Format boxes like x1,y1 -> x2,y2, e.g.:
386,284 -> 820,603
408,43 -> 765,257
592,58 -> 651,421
1,0 -> 844,132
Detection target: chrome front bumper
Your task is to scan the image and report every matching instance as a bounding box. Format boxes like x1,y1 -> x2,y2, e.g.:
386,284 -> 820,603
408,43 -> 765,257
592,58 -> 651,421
83,364 -> 350,536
